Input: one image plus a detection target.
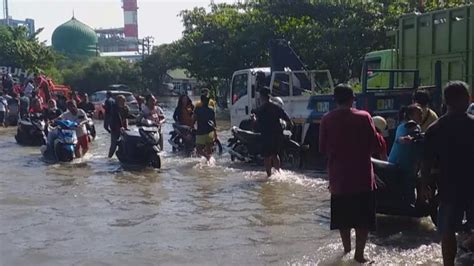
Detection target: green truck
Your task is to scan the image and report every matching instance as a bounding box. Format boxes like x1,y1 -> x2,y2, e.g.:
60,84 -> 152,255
364,4 -> 474,102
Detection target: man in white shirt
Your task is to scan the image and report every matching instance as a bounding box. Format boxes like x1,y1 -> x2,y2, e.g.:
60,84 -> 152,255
24,80 -> 35,97
0,91 -> 8,127
60,100 -> 89,158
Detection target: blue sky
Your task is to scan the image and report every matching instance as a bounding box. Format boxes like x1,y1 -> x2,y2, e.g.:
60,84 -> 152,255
2,0 -> 233,44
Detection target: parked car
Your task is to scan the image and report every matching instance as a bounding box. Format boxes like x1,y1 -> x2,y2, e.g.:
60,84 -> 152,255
91,88 -> 139,119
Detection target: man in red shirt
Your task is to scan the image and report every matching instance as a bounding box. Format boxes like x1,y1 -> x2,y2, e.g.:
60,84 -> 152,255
319,84 -> 382,263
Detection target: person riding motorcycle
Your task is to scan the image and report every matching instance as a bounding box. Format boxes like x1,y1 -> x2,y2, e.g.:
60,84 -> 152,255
173,95 -> 194,127
372,116 -> 388,161
29,96 -> 43,115
78,93 -> 95,115
195,88 -> 216,111
139,94 -> 166,151
388,104 -> 424,203
58,100 -> 90,158
43,99 -> 62,123
42,99 -> 62,136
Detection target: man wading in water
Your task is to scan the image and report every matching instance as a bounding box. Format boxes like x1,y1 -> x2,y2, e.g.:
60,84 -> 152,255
319,84 -> 382,263
421,81 -> 474,266
255,88 -> 292,177
193,95 -> 217,161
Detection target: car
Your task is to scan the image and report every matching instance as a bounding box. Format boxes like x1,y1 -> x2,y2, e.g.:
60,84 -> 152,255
90,87 -> 139,119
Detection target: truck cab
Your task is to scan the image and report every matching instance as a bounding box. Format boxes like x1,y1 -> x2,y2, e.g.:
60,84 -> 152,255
364,49 -> 397,89
230,68 -> 335,128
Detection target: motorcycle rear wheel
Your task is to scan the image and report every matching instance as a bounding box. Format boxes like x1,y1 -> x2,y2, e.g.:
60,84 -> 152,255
55,143 -> 74,162
214,139 -> 223,155
428,193 -> 439,226
150,152 -> 161,169
283,149 -> 301,169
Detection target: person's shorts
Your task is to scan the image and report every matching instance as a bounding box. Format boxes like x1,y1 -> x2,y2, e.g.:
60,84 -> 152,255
0,111 -> 5,123
77,135 -> 89,151
196,132 -> 214,146
438,200 -> 474,234
261,134 -> 283,157
330,191 -> 376,231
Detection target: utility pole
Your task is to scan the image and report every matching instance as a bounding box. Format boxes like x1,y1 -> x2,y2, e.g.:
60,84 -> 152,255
140,36 -> 154,60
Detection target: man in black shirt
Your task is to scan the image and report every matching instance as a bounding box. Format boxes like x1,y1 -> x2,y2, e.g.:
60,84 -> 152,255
256,88 -> 292,177
193,95 -> 216,161
108,95 -> 129,158
78,93 -> 95,114
421,81 -> 474,266
103,91 -> 115,133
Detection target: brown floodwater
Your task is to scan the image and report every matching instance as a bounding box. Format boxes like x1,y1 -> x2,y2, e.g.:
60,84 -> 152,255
0,100 -> 457,265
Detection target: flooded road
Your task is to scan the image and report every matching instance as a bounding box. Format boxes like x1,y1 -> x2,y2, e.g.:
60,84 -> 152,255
0,104 -> 447,265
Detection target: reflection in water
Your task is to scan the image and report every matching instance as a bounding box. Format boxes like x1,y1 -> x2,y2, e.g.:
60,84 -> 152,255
0,102 -> 458,265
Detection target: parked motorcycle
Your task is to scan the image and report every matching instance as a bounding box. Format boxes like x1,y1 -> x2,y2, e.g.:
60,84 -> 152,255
169,123 -> 223,156
227,120 -> 302,168
372,158 -> 439,225
42,120 -> 78,162
15,113 -> 46,146
116,119 -> 161,168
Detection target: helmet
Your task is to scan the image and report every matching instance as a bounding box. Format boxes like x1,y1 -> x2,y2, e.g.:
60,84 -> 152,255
272,97 -> 284,108
372,116 -> 387,132
468,103 -> 474,115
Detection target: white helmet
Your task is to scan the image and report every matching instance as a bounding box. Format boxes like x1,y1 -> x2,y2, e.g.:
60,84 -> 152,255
372,116 -> 387,132
271,96 -> 284,108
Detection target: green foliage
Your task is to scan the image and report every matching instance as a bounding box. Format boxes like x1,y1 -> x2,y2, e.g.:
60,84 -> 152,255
0,25 -> 56,72
61,57 -> 143,94
172,0 -> 469,85
140,43 -> 181,91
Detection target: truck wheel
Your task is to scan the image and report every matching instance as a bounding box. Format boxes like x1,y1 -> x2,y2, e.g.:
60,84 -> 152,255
151,153 -> 161,169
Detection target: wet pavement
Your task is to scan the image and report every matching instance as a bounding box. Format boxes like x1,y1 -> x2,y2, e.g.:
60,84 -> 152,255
0,103 -> 467,265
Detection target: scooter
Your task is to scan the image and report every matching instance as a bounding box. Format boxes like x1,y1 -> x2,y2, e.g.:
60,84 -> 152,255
15,113 -> 46,146
42,120 -> 78,162
169,123 -> 195,155
169,122 -> 223,156
116,118 -> 162,168
85,111 -> 96,141
372,158 -> 439,225
228,120 -> 302,168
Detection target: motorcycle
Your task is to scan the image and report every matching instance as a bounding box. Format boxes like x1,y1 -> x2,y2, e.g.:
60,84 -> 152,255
116,119 -> 162,168
227,120 -> 302,169
372,158 -> 439,225
42,120 -> 78,162
15,113 -> 46,146
85,111 -> 96,141
169,122 -> 223,156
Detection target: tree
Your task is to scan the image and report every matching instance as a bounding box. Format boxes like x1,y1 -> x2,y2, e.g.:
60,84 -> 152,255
61,57 -> 143,94
140,43 -> 181,91
0,26 -> 57,72
175,0 -> 468,85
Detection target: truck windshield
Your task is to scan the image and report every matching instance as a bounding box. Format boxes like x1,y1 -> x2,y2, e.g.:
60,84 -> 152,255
231,73 -> 248,104
271,70 -> 334,96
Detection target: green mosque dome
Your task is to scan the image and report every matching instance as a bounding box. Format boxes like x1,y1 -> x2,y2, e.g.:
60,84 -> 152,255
52,17 -> 98,56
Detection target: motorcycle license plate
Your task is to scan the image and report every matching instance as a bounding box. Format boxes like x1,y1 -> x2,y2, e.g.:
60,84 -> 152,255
141,126 -> 158,132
